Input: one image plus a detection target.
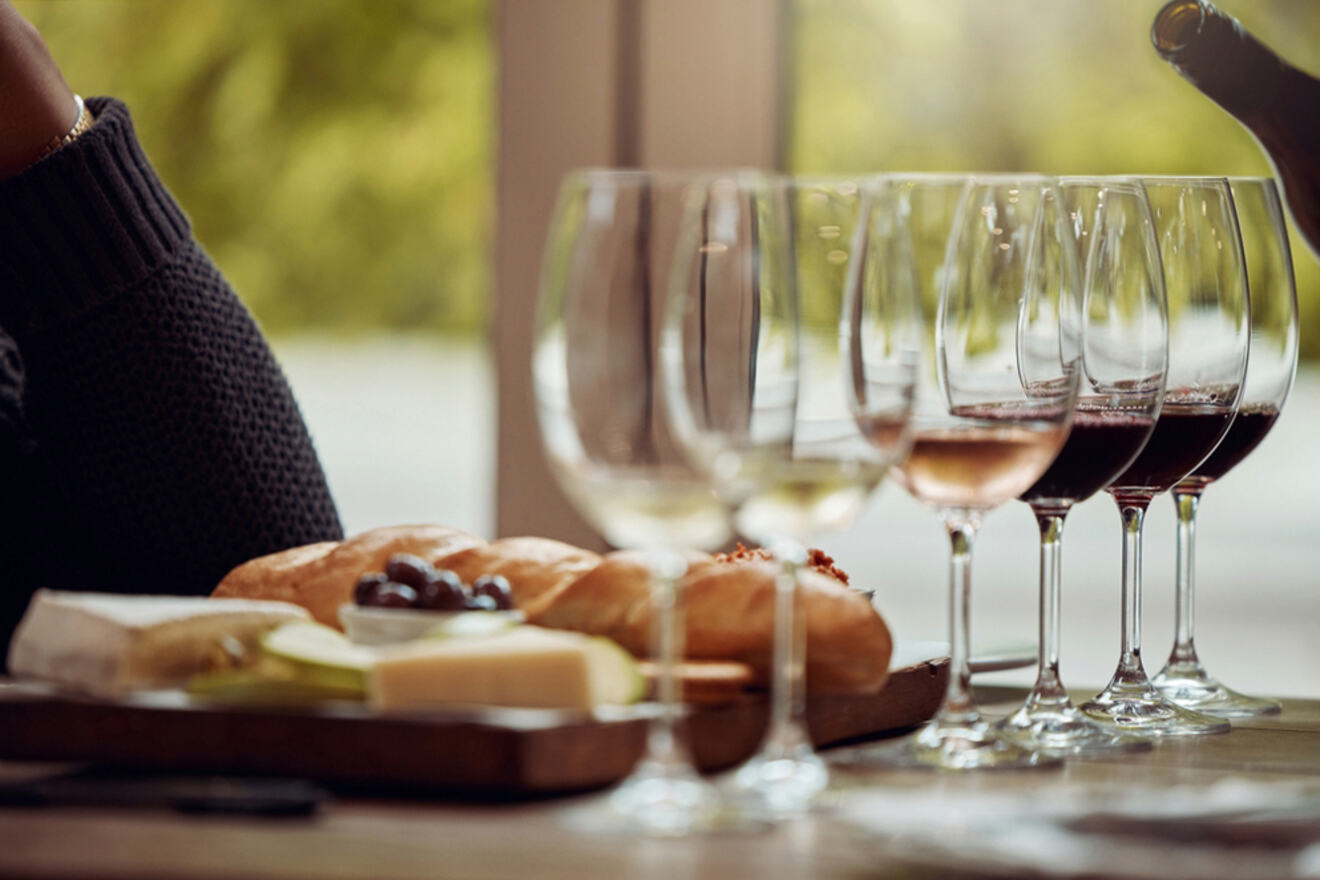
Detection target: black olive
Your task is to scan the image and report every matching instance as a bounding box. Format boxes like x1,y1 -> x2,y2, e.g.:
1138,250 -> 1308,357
416,569 -> 468,611
353,572 -> 390,605
385,554 -> 434,590
362,580 -> 418,608
465,593 -> 498,612
471,574 -> 515,611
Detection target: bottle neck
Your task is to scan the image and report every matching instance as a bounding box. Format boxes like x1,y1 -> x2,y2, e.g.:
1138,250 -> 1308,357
1153,0 -> 1295,125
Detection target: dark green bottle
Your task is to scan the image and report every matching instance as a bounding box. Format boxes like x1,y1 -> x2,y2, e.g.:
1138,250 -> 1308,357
1153,0 -> 1320,255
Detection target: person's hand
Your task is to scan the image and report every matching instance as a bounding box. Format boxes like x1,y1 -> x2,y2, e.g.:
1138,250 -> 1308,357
0,0 -> 77,181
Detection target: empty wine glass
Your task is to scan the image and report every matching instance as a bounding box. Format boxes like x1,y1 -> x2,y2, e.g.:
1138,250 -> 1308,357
533,170 -> 732,835
996,177 -> 1166,756
893,174 -> 971,308
844,175 -> 1081,770
663,175 -> 911,814
1153,176 -> 1299,717
1079,176 -> 1247,737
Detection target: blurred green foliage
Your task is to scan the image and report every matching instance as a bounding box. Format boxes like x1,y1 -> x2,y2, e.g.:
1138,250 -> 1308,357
17,0 -> 492,337
16,0 -> 1320,358
790,0 -> 1320,358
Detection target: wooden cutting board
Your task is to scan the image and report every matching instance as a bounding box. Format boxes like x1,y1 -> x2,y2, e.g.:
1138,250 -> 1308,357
0,657 -> 946,796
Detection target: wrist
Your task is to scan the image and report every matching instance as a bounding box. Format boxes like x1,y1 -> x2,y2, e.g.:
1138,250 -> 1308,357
0,1 -> 80,179
31,94 -> 94,164
0,90 -> 82,181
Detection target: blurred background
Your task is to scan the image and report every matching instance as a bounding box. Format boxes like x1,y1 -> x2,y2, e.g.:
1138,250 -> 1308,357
17,0 -> 1320,695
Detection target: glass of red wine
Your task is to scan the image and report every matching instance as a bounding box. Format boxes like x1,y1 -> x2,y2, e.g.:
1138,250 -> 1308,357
841,175 -> 1081,770
996,178 -> 1166,756
1152,177 -> 1299,717
1079,177 -> 1248,738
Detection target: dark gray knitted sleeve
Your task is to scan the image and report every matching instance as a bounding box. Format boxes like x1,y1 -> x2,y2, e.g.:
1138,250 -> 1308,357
0,98 -> 343,654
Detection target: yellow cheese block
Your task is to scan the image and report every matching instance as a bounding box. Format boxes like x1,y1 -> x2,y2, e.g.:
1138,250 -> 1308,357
369,626 -> 642,712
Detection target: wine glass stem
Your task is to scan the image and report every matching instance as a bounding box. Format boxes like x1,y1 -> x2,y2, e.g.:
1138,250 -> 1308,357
646,550 -> 690,767
1169,488 -> 1203,667
1031,507 -> 1070,703
941,518 -> 980,726
1116,498 -> 1152,679
764,539 -> 808,753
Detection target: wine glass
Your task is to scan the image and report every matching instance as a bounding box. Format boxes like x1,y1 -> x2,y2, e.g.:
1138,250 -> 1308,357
996,177 -> 1166,756
1152,176 -> 1299,717
1079,176 -> 1247,737
662,175 -> 911,814
533,170 -> 732,835
844,175 -> 1081,770
893,174 -> 972,306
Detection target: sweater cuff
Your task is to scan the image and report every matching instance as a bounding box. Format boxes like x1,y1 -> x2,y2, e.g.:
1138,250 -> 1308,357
0,97 -> 192,340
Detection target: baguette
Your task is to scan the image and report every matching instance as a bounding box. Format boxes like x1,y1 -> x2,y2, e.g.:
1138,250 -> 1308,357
213,526 -> 892,694
530,548 -> 890,693
211,525 -> 483,627
430,537 -> 602,617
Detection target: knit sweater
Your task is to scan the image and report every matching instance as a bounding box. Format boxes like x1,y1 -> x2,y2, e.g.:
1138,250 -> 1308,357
0,98 -> 343,660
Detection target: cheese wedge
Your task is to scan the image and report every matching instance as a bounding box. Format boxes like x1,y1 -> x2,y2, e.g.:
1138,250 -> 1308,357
7,589 -> 309,697
369,626 -> 643,712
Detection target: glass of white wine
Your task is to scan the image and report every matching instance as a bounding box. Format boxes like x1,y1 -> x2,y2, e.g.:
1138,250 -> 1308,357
662,175 -> 914,815
533,170 -> 732,836
842,175 -> 1082,770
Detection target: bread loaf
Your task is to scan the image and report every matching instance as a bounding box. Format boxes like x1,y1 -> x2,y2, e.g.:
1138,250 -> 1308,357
213,526 -> 892,694
212,525 -> 483,627
432,537 -> 602,617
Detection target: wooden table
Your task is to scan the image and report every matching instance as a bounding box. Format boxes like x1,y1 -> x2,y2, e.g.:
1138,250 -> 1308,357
2,687 -> 1317,880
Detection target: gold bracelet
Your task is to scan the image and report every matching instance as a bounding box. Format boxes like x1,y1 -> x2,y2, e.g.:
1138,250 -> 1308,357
35,94 -> 95,162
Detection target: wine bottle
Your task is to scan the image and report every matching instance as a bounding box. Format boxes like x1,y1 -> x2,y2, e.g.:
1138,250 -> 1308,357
1152,0 -> 1320,256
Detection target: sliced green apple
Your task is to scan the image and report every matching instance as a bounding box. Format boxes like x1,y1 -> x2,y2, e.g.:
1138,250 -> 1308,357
259,620 -> 374,692
422,612 -> 521,641
585,635 -> 645,705
188,659 -> 365,704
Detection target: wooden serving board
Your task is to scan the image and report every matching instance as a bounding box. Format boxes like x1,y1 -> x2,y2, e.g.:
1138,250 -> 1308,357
0,658 -> 946,797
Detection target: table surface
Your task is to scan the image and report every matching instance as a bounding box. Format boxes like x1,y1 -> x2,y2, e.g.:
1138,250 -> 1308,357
2,687 -> 1318,880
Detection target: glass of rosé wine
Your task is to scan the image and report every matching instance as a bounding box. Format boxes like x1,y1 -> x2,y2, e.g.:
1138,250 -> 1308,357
840,175 -> 1082,770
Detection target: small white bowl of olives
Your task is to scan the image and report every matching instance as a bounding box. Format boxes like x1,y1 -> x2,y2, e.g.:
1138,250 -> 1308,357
338,553 -> 522,645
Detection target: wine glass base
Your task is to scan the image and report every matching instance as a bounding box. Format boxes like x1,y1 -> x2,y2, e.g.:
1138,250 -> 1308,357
602,758 -> 726,837
996,703 -> 1152,756
1079,686 -> 1231,737
727,747 -> 829,817
558,778 -> 770,838
1153,664 -> 1283,718
831,720 -> 1063,772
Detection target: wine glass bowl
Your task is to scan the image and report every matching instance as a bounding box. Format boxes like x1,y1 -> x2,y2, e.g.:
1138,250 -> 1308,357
535,171 -> 732,554
1152,176 -> 1300,717
730,178 -> 903,548
661,173 -> 801,518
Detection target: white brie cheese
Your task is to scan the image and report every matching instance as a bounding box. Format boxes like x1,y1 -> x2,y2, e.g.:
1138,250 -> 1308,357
7,589 -> 310,697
